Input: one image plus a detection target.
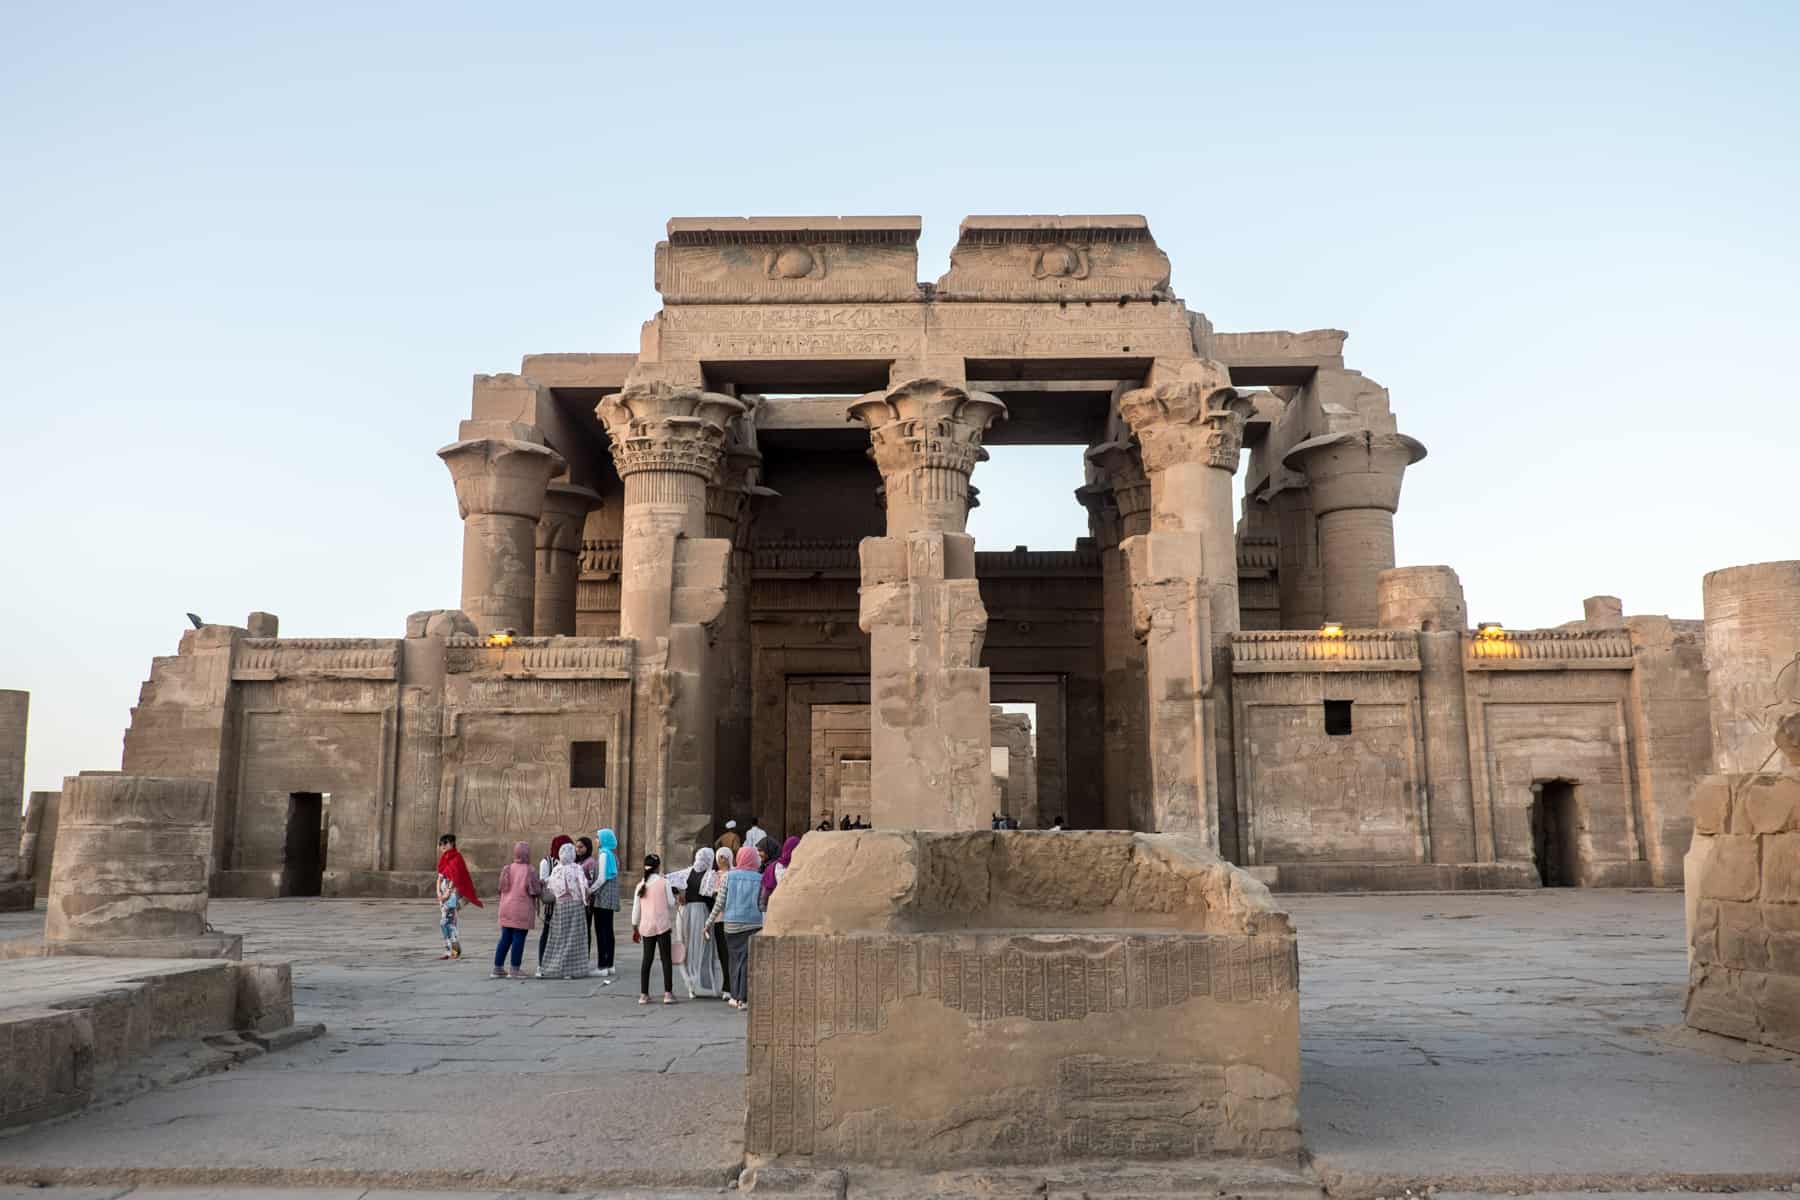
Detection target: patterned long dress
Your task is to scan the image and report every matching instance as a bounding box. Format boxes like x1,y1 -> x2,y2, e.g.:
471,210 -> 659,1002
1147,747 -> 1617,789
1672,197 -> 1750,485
538,871 -> 590,979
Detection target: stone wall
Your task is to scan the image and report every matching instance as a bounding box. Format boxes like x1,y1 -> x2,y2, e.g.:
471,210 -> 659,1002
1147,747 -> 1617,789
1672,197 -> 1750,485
1685,773 -> 1800,1051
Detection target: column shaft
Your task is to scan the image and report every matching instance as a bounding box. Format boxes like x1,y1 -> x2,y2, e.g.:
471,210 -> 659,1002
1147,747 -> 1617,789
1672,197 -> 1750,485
462,513 -> 538,634
1318,507 -> 1396,628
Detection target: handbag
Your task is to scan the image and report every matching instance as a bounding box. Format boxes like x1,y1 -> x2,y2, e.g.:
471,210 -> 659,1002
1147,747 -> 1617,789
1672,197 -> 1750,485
671,932 -> 687,965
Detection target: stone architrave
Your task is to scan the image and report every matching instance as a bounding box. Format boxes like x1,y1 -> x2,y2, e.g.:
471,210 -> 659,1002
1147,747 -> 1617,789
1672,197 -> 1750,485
850,378 -> 1007,831
45,773 -> 241,959
438,437 -> 566,636
534,481 -> 602,637
1116,361 -> 1248,844
0,690 -> 31,910
1282,429 -> 1426,629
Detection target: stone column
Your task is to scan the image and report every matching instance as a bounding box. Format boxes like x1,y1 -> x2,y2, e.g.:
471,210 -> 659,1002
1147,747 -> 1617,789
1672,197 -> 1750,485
599,381 -> 745,860
850,377 -> 1007,831
1703,560 -> 1800,775
1115,361 -> 1248,845
598,382 -> 745,646
0,690 -> 30,910
707,399 -> 776,834
1282,430 -> 1425,629
1378,565 -> 1476,864
438,437 -> 566,637
45,773 -> 241,958
1080,442 -> 1152,831
533,482 -> 602,636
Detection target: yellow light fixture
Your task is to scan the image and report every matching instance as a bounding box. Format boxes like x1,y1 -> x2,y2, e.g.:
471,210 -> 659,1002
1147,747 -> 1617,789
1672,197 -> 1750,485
486,630 -> 516,648
1320,622 -> 1345,638
1475,622 -> 1505,641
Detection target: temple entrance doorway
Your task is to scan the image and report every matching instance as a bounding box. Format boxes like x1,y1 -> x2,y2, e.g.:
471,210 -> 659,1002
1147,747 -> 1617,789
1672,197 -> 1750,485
1529,780 -> 1580,887
281,791 -> 327,897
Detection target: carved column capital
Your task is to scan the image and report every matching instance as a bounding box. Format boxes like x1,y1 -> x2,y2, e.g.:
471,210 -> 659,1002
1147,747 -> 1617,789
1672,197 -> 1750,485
598,381 -> 746,481
848,378 -> 1007,534
1084,440 -> 1152,538
706,397 -> 778,541
536,482 -> 602,553
1281,429 -> 1427,515
437,437 -> 566,520
1075,482 -> 1120,550
1117,360 -> 1249,474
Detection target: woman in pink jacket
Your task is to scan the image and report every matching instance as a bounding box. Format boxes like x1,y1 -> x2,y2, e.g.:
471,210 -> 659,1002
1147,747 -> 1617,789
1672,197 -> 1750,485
491,841 -> 539,979
631,853 -> 681,1005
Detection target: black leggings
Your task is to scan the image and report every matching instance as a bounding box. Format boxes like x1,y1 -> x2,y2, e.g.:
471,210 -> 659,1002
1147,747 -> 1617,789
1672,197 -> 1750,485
537,901 -> 554,963
640,930 -> 673,995
593,907 -> 615,969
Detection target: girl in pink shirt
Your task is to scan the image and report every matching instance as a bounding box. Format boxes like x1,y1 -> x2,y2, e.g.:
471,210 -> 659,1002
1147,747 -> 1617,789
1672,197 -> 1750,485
631,853 -> 681,1005
490,841 -> 540,979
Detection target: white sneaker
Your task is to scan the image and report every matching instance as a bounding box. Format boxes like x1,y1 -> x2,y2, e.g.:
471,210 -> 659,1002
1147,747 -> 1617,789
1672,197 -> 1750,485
588,968 -> 604,977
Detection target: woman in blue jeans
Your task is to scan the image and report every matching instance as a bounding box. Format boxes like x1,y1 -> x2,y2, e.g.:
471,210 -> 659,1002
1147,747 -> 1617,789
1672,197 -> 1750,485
490,841 -> 539,979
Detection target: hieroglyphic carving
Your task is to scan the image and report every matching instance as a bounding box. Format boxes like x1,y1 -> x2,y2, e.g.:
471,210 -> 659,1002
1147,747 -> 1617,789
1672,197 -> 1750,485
746,930 -> 1298,1158
232,639 -> 401,682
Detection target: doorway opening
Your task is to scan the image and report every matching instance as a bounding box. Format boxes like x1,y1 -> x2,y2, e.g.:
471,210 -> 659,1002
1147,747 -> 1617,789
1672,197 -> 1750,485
281,791 -> 327,897
1529,780 -> 1580,887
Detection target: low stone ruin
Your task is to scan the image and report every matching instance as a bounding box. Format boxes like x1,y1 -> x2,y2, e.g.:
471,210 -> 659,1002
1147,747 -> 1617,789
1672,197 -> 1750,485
746,830 -> 1300,1169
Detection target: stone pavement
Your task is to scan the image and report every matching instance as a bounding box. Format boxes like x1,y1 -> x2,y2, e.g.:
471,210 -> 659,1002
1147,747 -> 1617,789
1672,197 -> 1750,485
0,891 -> 1796,1196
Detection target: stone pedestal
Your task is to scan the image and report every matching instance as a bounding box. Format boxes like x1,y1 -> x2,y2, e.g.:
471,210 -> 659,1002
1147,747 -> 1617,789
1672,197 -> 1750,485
45,773 -> 241,959
533,481 -> 602,636
747,830 -> 1301,1169
438,437 -> 566,636
850,379 -> 1006,832
0,690 -> 31,911
1281,431 -> 1425,629
1377,566 -> 1477,863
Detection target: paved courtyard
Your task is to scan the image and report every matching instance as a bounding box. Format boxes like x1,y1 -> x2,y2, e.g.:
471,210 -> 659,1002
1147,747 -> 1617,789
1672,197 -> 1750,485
1,890 -> 1796,1196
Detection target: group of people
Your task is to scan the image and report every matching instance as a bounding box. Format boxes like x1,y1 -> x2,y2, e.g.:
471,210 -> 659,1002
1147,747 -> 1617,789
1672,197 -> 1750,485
431,820 -> 807,1011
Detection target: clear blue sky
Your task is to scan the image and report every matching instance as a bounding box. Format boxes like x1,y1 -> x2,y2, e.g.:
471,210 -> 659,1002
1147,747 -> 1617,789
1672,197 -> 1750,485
3,2 -> 1795,797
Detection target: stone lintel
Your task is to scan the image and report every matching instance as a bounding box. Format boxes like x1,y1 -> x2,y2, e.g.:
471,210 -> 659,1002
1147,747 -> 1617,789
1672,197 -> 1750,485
1213,329 -> 1347,385
518,352 -> 637,390
938,214 -> 1171,302
666,215 -> 922,243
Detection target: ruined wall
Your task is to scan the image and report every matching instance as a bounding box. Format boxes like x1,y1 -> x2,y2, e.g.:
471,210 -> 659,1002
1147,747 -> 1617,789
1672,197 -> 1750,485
0,690 -> 30,909
1231,633 -> 1425,868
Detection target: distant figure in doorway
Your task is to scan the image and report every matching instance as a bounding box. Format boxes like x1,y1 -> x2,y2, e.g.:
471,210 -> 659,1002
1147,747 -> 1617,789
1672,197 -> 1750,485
706,845 -> 766,1012
817,819 -> 833,832
1050,815 -> 1066,831
632,853 -> 680,1005
435,833 -> 481,961
491,841 -> 539,979
589,828 -> 621,981
716,820 -> 742,855
744,816 -> 768,851
838,814 -> 852,831
538,842 -> 590,979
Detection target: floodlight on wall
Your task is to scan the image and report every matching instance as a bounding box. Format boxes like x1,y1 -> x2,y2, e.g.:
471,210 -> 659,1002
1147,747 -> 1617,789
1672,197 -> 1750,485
1319,622 -> 1345,638
486,630 -> 516,647
1475,622 -> 1505,641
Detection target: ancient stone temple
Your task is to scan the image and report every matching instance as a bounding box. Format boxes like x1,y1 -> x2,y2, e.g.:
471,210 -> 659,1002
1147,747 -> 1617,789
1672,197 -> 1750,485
97,215 -> 1713,893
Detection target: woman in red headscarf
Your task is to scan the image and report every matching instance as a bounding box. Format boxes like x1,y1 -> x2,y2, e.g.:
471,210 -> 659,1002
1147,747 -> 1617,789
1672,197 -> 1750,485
434,833 -> 482,960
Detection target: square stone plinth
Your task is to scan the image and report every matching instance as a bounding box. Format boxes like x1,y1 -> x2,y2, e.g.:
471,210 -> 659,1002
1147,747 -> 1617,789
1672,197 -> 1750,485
747,830 -> 1302,1169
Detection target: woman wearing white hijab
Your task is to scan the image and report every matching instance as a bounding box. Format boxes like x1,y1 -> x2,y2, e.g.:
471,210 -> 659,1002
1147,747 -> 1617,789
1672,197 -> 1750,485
537,842 -> 590,979
674,846 -> 724,999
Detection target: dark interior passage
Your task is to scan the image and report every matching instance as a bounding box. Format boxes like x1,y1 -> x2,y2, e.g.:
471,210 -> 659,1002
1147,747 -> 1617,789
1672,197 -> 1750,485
282,792 -> 326,896
1530,780 -> 1580,887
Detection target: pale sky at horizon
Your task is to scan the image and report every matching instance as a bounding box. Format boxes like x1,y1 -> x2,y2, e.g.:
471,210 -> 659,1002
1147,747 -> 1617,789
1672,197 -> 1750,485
2,2 -> 1796,798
